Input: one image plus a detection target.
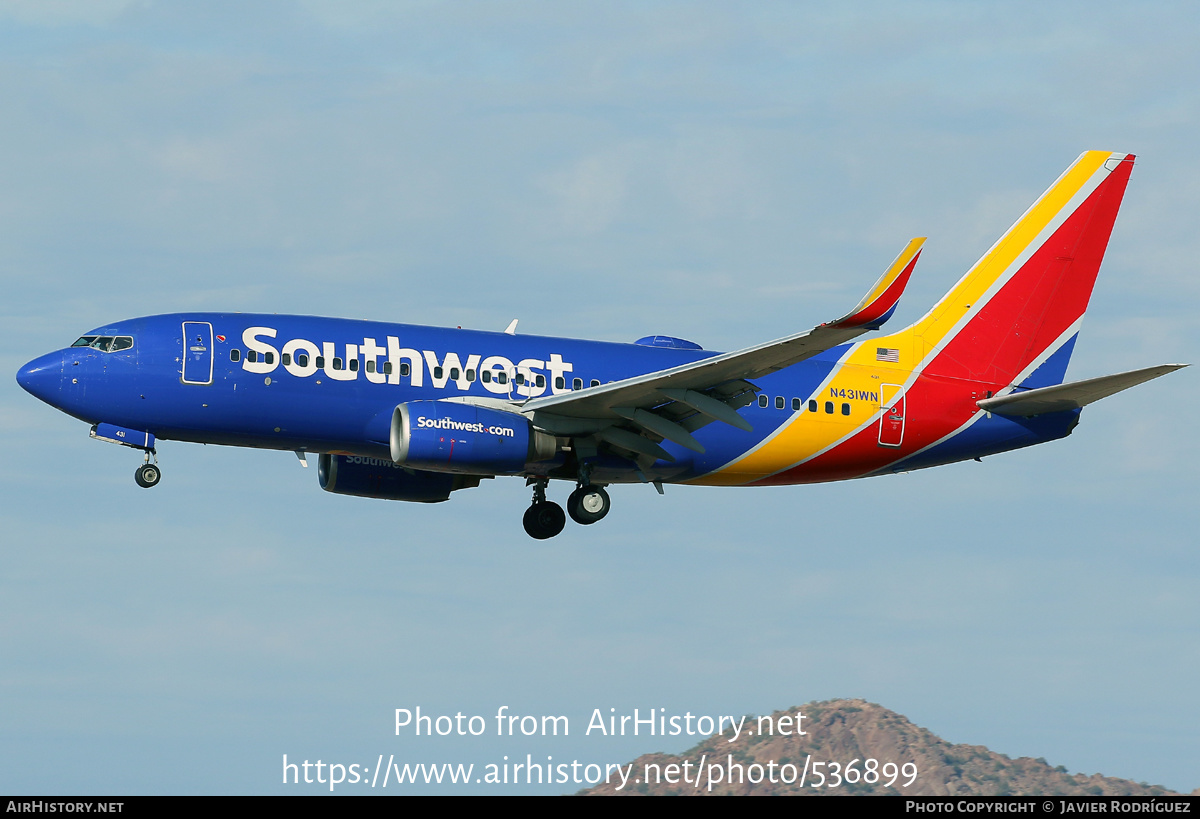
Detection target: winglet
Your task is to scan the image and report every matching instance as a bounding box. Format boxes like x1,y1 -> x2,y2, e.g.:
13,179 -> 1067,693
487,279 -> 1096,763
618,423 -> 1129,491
828,237 -> 925,330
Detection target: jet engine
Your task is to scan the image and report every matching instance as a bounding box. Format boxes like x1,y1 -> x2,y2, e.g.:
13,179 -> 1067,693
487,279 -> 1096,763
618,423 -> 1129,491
390,400 -> 556,475
317,454 -> 479,503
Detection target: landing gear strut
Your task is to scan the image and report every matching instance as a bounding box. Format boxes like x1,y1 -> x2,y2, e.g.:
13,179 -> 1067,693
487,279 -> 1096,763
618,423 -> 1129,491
522,476 -> 565,539
134,451 -> 161,488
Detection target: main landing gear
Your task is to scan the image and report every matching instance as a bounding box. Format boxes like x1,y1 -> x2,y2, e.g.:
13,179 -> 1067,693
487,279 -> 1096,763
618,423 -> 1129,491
522,474 -> 612,539
134,452 -> 161,488
567,484 -> 610,525
523,477 -> 566,539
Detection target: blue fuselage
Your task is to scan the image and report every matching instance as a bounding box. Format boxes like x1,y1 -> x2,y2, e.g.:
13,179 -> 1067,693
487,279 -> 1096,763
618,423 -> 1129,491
17,312 -> 1078,487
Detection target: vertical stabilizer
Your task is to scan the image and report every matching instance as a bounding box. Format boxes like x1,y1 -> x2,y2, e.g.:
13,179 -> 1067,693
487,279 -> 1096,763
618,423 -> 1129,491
905,151 -> 1134,389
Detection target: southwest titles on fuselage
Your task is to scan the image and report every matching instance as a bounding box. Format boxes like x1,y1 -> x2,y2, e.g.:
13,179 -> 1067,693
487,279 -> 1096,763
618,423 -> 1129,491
240,326 -> 576,398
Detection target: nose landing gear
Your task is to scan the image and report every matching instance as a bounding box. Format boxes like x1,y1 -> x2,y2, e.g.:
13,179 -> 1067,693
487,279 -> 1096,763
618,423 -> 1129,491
135,463 -> 161,488
134,451 -> 161,488
88,424 -> 161,489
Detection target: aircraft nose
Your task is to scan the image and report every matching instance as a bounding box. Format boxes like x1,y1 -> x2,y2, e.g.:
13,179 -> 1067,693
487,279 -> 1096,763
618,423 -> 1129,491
16,351 -> 65,405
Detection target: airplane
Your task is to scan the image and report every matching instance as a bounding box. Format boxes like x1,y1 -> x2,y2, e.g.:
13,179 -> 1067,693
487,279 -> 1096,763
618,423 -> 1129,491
15,150 -> 1187,539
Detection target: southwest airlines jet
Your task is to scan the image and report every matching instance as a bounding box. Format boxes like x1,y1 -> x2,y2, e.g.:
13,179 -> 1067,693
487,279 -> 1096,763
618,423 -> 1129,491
16,151 -> 1186,538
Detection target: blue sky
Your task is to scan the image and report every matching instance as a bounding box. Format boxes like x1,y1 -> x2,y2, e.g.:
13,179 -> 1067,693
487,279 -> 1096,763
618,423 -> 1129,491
1,0 -> 1197,794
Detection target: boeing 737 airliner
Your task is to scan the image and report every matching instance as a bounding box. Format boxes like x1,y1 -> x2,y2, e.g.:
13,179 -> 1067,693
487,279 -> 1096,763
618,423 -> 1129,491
16,151 -> 1186,538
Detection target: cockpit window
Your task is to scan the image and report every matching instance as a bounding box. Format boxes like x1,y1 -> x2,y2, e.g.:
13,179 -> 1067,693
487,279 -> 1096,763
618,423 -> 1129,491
70,335 -> 134,352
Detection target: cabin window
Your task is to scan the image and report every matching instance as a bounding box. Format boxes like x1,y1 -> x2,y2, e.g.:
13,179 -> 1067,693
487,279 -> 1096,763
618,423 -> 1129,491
383,362 -> 392,375
315,356 -> 325,368
400,362 -> 410,377
590,379 -> 600,388
332,358 -> 343,370
792,398 -> 801,411
841,403 -> 850,416
775,396 -> 784,409
825,401 -> 834,414
809,400 -> 817,413
433,366 -> 443,379
349,359 -> 359,372
466,369 -> 476,382
281,353 -> 291,366
230,349 -> 241,363
515,373 -> 525,386
298,354 -> 309,367
449,367 -> 460,381
247,350 -> 258,363
535,374 -> 545,388
573,378 -> 583,391
758,395 -> 768,408
482,370 -> 492,383
365,360 -> 375,373
264,351 -> 275,365
555,376 -> 565,390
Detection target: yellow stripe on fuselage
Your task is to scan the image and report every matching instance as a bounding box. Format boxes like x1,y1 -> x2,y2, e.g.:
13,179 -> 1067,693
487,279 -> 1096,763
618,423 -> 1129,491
689,346 -> 914,485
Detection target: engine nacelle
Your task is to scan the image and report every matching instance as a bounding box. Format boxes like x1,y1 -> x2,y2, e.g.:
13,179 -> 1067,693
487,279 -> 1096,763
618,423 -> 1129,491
390,400 -> 556,475
318,454 -> 479,503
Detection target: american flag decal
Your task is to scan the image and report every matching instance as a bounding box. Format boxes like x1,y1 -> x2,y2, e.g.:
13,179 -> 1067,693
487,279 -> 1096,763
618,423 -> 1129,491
876,347 -> 899,362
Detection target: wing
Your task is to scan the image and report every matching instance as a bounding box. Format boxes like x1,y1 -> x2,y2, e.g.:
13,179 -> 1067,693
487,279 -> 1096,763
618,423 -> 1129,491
522,238 -> 925,460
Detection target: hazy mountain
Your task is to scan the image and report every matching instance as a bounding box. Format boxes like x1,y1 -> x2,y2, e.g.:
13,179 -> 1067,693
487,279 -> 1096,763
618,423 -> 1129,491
580,699 -> 1189,796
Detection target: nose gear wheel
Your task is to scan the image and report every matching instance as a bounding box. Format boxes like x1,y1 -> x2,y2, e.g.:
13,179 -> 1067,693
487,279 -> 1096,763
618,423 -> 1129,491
135,462 -> 161,488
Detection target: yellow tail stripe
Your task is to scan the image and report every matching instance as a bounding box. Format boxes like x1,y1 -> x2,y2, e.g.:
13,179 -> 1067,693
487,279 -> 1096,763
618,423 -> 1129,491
695,151 -> 1117,485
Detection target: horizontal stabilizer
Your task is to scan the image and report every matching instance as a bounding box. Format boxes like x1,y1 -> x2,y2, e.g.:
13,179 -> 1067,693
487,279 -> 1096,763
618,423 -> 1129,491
977,364 -> 1187,417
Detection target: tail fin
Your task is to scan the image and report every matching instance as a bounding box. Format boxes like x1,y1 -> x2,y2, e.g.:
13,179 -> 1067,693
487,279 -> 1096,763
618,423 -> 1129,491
905,151 -> 1134,390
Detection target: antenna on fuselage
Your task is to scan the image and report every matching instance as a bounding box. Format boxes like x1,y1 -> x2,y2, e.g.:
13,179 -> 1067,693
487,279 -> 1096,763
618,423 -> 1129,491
504,319 -> 519,335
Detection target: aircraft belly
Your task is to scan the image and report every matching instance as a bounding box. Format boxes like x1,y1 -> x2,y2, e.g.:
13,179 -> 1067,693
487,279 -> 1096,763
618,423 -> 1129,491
152,424 -> 392,458
881,408 -> 1080,474
152,367 -> 399,455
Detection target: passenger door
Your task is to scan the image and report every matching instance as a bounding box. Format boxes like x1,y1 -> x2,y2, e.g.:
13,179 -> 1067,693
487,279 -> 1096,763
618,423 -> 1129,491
181,321 -> 214,385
